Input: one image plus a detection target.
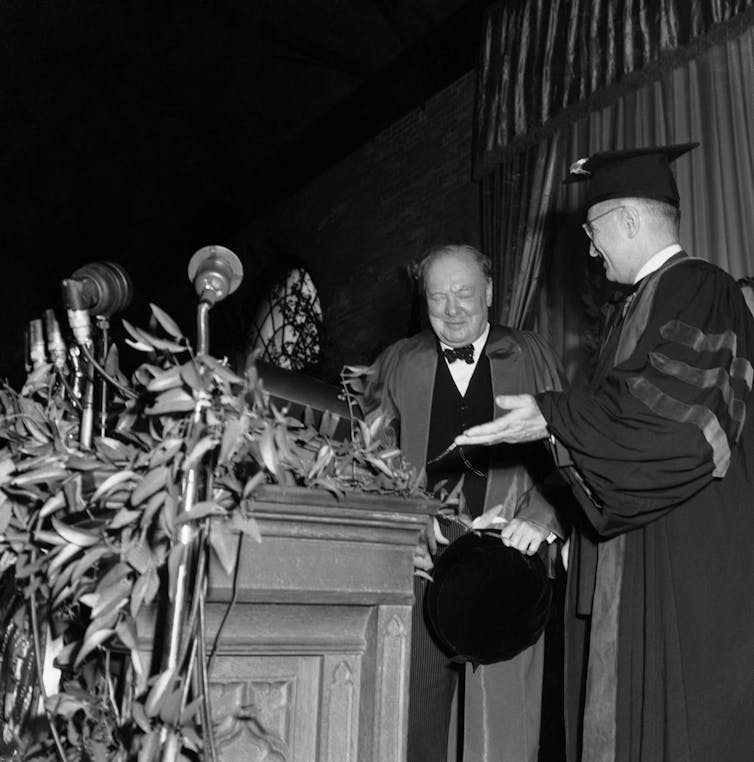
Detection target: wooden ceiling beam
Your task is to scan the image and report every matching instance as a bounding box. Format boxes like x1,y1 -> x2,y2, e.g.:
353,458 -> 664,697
262,25 -> 377,82
245,0 -> 489,216
371,0 -> 435,49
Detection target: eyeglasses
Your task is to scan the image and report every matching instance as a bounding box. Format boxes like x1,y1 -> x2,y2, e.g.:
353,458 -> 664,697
581,205 -> 627,239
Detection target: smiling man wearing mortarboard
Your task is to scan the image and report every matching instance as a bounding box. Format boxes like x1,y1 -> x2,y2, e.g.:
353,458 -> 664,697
457,144 -> 754,761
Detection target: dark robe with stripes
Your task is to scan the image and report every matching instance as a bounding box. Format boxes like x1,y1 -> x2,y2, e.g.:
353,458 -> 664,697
538,253 -> 754,762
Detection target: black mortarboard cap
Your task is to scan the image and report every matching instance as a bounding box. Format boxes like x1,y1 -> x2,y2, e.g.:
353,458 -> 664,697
424,531 -> 552,666
564,142 -> 699,208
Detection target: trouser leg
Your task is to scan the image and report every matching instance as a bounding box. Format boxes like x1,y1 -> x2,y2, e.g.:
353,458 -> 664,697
407,574 -> 461,762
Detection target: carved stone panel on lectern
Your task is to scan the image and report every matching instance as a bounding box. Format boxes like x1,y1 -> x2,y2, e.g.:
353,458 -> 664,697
209,656 -> 320,761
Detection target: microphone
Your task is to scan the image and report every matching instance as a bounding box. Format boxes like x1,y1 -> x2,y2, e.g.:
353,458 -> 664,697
187,245 -> 243,305
61,261 -> 133,344
45,309 -> 68,369
28,319 -> 46,369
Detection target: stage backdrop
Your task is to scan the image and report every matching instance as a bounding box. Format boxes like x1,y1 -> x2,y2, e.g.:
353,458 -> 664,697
473,1 -> 754,379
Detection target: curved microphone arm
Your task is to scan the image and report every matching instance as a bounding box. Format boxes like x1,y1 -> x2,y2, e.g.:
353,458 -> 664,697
187,245 -> 243,354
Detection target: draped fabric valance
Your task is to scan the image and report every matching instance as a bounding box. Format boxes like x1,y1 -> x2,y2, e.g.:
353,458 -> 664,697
473,0 -> 754,177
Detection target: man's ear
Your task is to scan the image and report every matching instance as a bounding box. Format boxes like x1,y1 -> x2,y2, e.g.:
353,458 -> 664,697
622,205 -> 641,238
486,279 -> 493,307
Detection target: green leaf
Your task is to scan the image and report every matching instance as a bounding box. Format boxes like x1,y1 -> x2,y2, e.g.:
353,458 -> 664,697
140,490 -> 166,530
364,454 -> 394,478
146,333 -> 188,353
125,542 -> 151,574
209,520 -> 238,575
52,641 -> 78,668
95,561 -> 131,593
175,500 -> 226,524
39,491 -> 66,517
219,417 -> 246,464
242,470 -> 266,499
304,405 -> 316,428
179,695 -> 204,725
48,542 -> 83,574
74,627 -> 115,668
149,303 -> 184,340
46,692 -> 88,719
130,567 -> 158,618
180,360 -> 206,392
108,507 -> 142,529
0,499 -> 11,534
11,466 -> 66,486
145,668 -> 175,717
258,423 -> 278,475
131,466 -> 169,506
125,338 -> 155,353
231,514 -> 262,543
146,388 -> 196,416
105,342 -> 122,377
310,477 -> 345,500
146,365 -> 183,392
137,729 -> 160,762
90,578 -> 131,619
95,436 -> 133,462
184,436 -> 218,468
71,546 -> 112,583
122,319 -> 156,348
51,517 -> 99,547
149,437 -> 184,469
201,355 -> 245,385
91,470 -> 137,502
131,701 -> 151,733
159,686 -> 184,725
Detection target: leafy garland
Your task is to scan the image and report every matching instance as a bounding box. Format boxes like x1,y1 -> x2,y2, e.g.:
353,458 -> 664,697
0,304 -> 426,761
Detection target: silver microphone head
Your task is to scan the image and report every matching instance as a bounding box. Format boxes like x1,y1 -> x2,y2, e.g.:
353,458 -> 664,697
187,245 -> 243,305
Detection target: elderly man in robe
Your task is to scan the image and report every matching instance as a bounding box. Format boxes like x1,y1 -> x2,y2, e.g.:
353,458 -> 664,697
365,243 -> 568,762
457,145 -> 754,762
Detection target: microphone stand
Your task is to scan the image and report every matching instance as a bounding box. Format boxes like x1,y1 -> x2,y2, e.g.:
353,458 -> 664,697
161,248 -> 243,753
96,316 -> 109,440
79,348 -> 95,450
62,262 -> 133,449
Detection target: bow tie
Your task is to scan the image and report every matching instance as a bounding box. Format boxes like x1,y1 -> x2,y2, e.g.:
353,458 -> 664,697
442,345 -> 474,364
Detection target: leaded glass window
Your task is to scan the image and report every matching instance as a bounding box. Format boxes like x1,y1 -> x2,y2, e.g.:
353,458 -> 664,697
247,267 -> 322,370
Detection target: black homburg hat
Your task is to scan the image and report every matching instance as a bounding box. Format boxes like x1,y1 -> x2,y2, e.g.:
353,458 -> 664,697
424,531 -> 552,666
564,142 -> 699,208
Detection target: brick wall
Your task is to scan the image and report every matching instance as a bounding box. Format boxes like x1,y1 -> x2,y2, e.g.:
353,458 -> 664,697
231,70 -> 480,381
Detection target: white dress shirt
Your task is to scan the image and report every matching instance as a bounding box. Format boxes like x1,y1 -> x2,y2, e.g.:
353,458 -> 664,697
633,243 -> 683,283
440,322 -> 490,396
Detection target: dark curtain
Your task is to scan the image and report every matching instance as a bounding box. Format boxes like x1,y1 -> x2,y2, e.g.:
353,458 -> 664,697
473,0 -> 754,177
475,0 -> 754,376
481,134 -> 562,328
539,25 -> 754,376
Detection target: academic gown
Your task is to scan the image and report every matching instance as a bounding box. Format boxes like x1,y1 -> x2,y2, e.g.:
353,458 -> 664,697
369,325 -> 565,761
538,254 -> 754,762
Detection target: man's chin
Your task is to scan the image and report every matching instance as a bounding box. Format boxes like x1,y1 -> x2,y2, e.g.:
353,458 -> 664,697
440,330 -> 473,345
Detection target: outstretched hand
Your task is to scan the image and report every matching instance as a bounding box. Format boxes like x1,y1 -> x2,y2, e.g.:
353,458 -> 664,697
454,394 -> 548,446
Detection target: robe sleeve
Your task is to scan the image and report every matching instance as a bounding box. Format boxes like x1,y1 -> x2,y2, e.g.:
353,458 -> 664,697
509,331 -> 571,539
361,337 -> 411,446
537,261 -> 754,538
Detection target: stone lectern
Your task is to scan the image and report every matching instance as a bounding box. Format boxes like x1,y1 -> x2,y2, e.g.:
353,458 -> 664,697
203,485 -> 434,762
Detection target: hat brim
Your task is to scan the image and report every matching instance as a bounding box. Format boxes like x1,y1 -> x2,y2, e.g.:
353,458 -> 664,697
424,531 -> 552,666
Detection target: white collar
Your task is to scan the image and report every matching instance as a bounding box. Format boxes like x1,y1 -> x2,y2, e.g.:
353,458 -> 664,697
634,244 -> 683,284
440,322 -> 490,357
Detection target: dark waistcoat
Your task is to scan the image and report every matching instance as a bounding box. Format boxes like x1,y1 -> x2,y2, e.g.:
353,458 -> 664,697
426,349 -> 493,518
